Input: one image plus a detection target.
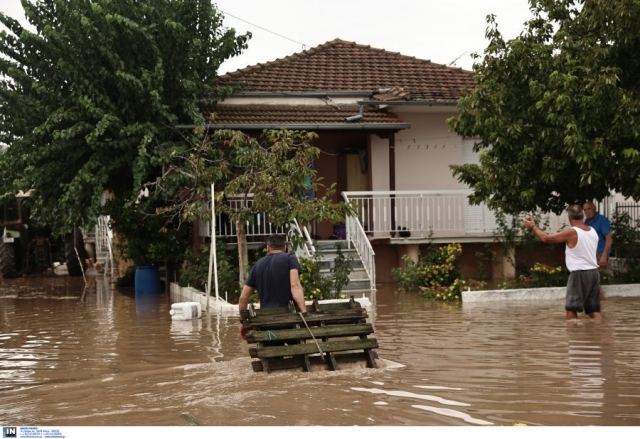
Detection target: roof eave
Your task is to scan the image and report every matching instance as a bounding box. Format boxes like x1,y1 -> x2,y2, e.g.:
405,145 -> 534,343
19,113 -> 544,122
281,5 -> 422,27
177,123 -> 411,131
233,90 -> 374,97
359,99 -> 460,106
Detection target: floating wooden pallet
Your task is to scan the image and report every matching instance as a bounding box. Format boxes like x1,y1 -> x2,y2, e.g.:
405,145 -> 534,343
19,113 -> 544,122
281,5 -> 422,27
242,297 -> 379,373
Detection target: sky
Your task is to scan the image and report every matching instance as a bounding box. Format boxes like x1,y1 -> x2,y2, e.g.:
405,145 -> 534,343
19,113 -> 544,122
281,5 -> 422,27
0,0 -> 534,73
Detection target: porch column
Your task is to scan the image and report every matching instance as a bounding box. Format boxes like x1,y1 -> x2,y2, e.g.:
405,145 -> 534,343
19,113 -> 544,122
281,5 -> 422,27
389,133 -> 396,234
492,246 -> 516,281
403,244 -> 420,263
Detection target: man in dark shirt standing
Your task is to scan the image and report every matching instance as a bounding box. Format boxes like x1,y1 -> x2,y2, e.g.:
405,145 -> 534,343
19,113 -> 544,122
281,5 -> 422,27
238,235 -> 306,335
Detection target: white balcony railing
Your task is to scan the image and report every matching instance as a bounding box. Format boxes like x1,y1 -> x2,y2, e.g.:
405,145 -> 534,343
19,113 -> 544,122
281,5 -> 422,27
342,190 -> 568,239
199,196 -> 316,258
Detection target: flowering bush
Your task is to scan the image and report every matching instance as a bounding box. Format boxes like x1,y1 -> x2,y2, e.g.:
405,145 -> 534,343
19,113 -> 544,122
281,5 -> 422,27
529,262 -> 566,287
393,243 -> 465,302
299,256 -> 333,300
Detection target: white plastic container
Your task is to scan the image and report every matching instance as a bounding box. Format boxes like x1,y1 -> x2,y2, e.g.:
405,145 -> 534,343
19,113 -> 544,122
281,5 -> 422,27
169,302 -> 203,320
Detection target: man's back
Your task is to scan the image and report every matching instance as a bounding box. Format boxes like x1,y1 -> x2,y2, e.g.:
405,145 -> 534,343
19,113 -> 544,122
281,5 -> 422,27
246,252 -> 301,308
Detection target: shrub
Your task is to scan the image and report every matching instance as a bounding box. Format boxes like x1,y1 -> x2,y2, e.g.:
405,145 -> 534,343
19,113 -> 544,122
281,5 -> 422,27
299,256 -> 333,300
610,211 -> 640,283
179,245 -> 240,301
528,262 -> 566,287
392,243 -> 464,302
299,245 -> 354,300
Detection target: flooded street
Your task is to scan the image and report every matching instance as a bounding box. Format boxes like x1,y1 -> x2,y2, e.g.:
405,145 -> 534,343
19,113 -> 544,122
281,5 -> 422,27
1,278 -> 640,426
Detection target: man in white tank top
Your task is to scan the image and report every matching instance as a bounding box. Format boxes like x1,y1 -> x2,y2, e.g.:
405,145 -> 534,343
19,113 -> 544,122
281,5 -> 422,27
523,204 -> 602,320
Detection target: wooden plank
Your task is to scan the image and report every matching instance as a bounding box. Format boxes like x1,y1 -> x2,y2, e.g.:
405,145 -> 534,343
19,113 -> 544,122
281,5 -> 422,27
253,307 -> 289,316
247,300 -> 363,318
261,358 -> 270,373
326,352 -> 338,371
302,354 -> 312,372
248,308 -> 365,323
252,352 -> 377,372
252,356 -> 305,372
255,338 -> 378,359
245,310 -> 368,328
311,300 -> 362,312
364,349 -> 377,368
247,323 -> 373,343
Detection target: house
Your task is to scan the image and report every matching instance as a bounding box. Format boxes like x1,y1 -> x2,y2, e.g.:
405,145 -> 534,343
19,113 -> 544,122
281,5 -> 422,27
206,39 -> 565,286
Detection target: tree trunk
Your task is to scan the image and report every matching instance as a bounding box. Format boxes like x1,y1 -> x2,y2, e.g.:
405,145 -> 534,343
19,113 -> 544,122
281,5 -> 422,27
236,220 -> 249,289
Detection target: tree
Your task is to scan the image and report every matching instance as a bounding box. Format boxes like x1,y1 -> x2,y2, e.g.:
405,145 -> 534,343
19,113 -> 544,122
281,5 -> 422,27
155,128 -> 346,289
448,0 -> 640,215
221,129 -> 345,286
0,1 -> 249,234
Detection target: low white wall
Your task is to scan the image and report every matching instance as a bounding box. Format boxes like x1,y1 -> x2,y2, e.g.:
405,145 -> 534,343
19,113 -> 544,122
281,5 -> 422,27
462,283 -> 640,303
170,282 -> 238,314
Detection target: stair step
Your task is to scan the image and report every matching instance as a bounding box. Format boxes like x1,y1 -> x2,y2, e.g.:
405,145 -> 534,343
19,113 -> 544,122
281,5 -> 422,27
317,259 -> 363,270
314,240 -> 348,250
319,268 -> 369,280
341,279 -> 371,290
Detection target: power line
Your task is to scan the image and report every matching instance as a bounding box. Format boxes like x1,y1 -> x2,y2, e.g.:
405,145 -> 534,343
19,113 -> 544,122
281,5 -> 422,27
219,9 -> 308,50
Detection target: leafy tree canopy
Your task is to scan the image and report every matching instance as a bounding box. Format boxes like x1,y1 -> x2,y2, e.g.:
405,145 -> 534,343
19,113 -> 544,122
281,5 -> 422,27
0,0 -> 249,232
449,0 -> 640,215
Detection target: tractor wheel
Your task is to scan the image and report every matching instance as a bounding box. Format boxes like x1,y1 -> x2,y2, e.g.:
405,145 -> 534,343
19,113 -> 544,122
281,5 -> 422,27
65,228 -> 86,277
0,240 -> 17,278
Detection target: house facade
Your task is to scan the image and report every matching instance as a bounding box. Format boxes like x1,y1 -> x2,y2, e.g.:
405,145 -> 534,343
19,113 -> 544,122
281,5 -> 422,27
208,39 -> 565,285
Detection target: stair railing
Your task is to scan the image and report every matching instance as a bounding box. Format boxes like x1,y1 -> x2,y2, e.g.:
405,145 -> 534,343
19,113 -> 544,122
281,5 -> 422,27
342,192 -> 376,292
290,218 -> 316,259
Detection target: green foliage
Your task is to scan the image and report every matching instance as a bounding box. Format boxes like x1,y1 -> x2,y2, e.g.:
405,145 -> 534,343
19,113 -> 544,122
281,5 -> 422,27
610,211 -> 640,282
299,247 -> 354,301
419,279 -> 467,303
392,243 -> 464,302
299,256 -> 333,301
449,0 -> 640,214
0,1 -> 249,233
157,128 -> 349,286
528,262 -> 566,287
179,245 -> 240,300
331,244 -> 353,297
107,199 -> 190,266
219,129 -> 346,227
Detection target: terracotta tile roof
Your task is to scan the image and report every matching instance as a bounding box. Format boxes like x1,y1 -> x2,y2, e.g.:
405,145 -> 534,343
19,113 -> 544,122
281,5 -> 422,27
220,39 -> 475,101
206,104 -> 409,129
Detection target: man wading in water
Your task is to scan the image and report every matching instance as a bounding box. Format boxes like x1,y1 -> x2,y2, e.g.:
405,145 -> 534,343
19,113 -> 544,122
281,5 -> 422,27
523,204 -> 602,321
238,234 -> 307,338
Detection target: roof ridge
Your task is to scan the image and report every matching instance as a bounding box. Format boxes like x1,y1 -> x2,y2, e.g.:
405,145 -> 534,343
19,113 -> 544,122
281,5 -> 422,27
222,38 -> 349,78
222,38 -> 472,78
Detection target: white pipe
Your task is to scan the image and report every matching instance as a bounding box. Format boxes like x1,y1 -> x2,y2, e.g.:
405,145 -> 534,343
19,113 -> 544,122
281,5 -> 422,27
206,183 -> 220,313
212,183 -> 220,303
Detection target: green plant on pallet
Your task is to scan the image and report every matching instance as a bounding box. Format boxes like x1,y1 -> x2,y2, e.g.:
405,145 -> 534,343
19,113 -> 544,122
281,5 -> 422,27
331,244 -> 353,298
299,256 -> 333,300
300,245 -> 354,300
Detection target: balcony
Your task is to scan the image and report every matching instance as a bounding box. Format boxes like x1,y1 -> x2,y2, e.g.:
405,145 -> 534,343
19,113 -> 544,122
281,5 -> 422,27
342,190 -> 568,243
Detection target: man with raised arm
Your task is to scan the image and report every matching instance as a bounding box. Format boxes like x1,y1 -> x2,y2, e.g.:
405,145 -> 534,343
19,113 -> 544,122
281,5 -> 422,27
523,204 -> 602,320
238,234 -> 307,337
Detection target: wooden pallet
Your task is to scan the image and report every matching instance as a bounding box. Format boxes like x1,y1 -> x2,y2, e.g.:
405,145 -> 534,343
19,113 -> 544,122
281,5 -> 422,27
242,297 -> 379,373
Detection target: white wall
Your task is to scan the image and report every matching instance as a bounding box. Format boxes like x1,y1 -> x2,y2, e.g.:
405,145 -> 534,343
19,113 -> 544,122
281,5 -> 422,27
370,134 -> 390,191
370,111 -> 470,191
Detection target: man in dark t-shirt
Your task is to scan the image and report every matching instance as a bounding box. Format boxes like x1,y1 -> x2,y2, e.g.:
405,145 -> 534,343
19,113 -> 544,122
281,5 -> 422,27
238,235 -> 307,336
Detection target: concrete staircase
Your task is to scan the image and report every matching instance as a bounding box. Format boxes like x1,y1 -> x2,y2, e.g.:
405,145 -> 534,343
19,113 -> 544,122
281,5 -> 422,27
314,240 -> 372,296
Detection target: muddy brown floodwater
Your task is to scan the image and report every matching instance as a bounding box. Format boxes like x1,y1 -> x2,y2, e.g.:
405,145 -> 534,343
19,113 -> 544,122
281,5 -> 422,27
1,277 -> 640,426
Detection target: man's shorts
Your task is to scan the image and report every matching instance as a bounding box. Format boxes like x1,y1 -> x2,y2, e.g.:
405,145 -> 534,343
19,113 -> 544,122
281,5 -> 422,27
566,269 -> 601,314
